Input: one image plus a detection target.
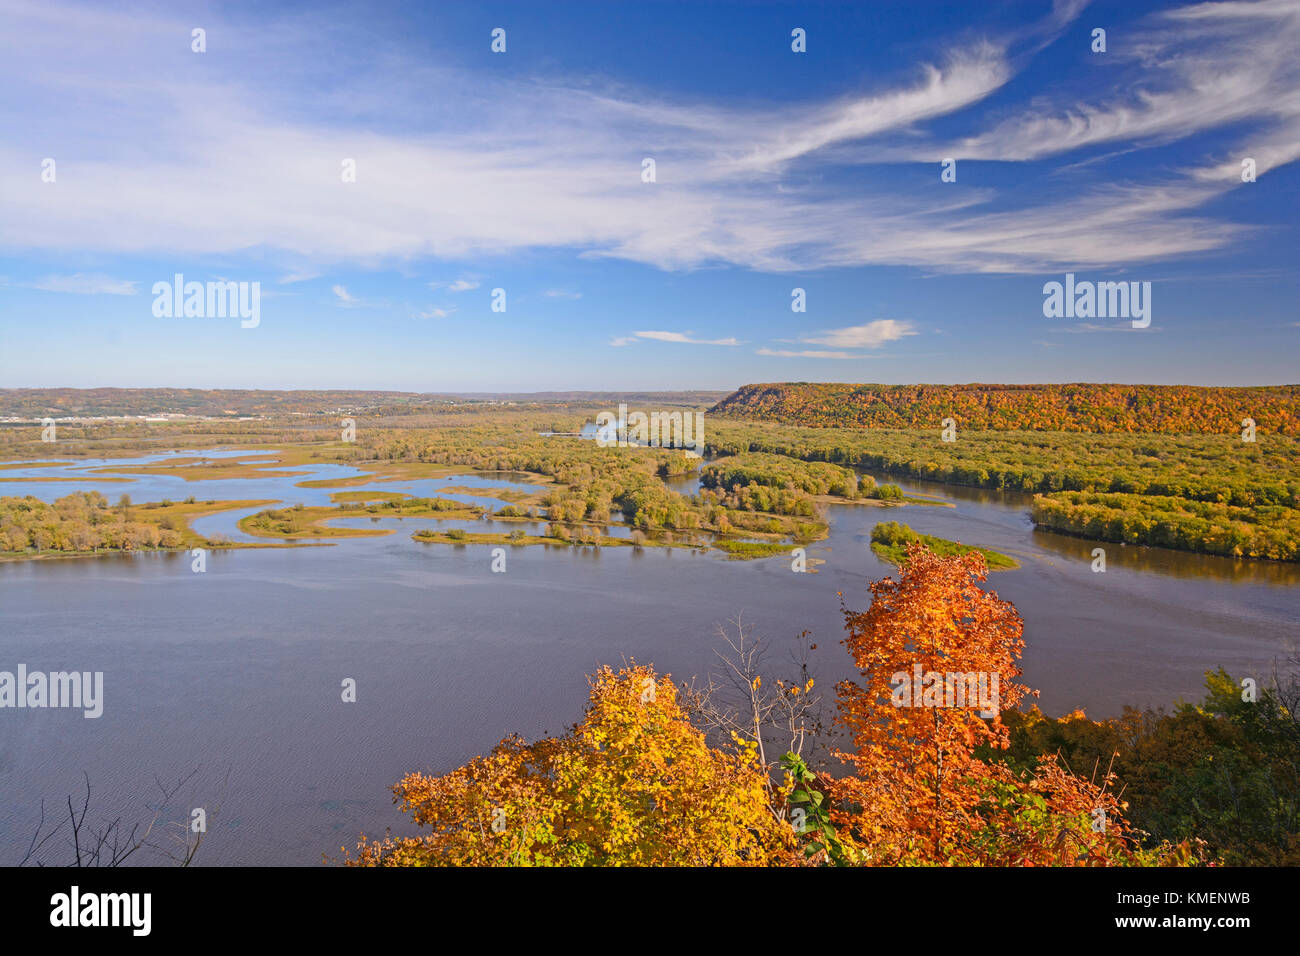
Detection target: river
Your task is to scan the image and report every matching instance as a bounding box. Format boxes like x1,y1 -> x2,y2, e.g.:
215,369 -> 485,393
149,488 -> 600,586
1,450 -> 1295,864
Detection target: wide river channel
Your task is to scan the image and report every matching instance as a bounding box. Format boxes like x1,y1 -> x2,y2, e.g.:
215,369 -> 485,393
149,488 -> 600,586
1,449 -> 1296,864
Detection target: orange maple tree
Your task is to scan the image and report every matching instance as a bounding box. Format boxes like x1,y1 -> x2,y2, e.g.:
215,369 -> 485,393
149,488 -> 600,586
825,543 -> 1200,865
830,544 -> 1031,861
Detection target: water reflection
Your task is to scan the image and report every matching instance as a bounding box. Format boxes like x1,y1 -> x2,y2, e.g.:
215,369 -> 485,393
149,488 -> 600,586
1031,527 -> 1300,585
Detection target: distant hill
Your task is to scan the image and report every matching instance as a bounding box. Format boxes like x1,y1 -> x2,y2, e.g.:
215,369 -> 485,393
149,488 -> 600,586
0,388 -> 727,419
709,383 -> 1300,436
0,388 -> 425,419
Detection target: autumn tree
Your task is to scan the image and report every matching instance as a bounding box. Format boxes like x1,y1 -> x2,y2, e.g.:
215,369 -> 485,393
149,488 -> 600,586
346,665 -> 796,867
829,544 -> 1030,861
826,544 -> 1198,865
994,664 -> 1299,865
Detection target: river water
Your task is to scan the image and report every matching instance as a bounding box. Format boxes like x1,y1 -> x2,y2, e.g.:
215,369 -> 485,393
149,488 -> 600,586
1,450 -> 1296,864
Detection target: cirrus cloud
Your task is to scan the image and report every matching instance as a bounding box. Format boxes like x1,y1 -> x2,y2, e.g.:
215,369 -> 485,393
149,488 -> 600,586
0,0 -> 1293,280
626,330 -> 741,346
797,320 -> 916,349
29,273 -> 136,295
756,348 -> 870,359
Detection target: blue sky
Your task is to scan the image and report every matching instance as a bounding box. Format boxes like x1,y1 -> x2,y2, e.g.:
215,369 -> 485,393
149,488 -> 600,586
1,0 -> 1297,391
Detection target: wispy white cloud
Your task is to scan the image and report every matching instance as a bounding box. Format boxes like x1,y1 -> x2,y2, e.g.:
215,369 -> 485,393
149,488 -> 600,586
760,320 -> 915,358
632,330 -> 740,346
543,289 -> 582,299
900,1 -> 1300,168
756,348 -> 870,359
331,285 -> 354,304
798,320 -> 916,349
278,271 -> 319,284
431,277 -> 480,292
0,0 -> 1293,278
416,305 -> 454,319
29,273 -> 136,295
724,45 -> 1012,172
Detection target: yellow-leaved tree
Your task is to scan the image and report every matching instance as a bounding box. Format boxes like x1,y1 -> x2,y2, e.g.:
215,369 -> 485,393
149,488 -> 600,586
345,664 -> 796,866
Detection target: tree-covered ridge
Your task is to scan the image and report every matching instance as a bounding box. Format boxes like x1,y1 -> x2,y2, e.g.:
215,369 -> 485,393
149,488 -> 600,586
711,382 -> 1300,436
706,420 -> 1300,508
705,419 -> 1300,562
